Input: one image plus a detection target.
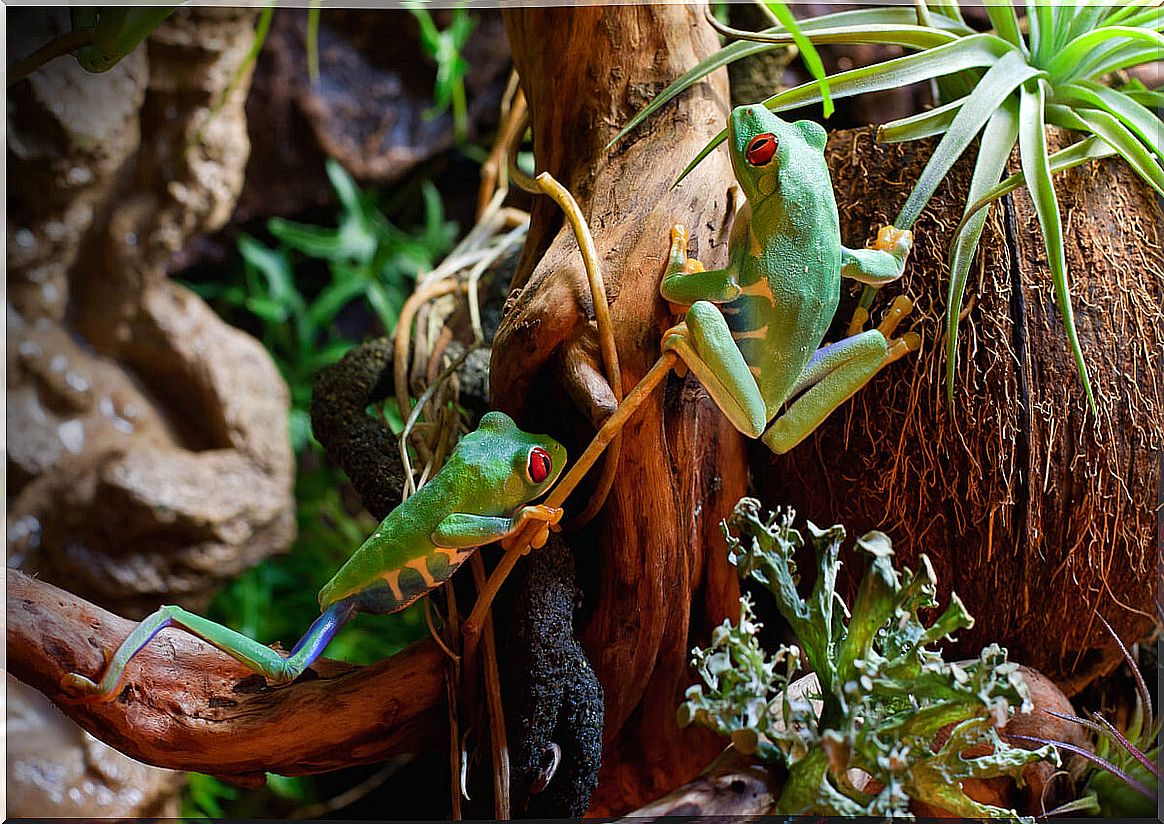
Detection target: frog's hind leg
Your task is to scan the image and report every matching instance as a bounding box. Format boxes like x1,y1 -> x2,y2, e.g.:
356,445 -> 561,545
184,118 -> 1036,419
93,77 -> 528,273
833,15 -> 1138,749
764,296 -> 920,454
60,600 -> 357,702
662,300 -> 766,438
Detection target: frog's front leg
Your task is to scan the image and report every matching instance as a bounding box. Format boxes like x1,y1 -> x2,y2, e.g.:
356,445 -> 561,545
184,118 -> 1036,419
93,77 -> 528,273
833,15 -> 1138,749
762,296 -> 920,455
660,224 -> 742,308
843,226 -> 914,334
60,600 -> 357,703
433,506 -> 563,554
662,301 -> 766,438
841,225 -> 914,286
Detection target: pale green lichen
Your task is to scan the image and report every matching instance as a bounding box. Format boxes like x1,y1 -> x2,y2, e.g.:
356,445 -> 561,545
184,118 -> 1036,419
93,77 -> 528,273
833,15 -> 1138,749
679,498 -> 1058,819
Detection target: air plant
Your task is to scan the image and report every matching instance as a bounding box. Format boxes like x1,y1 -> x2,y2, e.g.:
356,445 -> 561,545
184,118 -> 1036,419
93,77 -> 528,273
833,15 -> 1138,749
1007,615 -> 1160,817
609,0 -> 1164,411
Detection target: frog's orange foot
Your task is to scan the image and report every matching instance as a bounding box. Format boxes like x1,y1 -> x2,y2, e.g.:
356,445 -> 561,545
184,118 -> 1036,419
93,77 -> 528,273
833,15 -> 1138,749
670,224 -> 690,250
846,305 -> 870,337
877,296 -> 921,365
660,322 -> 692,378
683,258 -> 705,274
503,505 -> 565,552
873,225 -> 914,258
877,295 -> 914,337
885,331 -> 922,365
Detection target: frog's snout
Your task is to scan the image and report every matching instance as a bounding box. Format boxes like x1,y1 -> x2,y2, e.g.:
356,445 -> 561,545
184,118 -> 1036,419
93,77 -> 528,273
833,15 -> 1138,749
729,104 -> 767,137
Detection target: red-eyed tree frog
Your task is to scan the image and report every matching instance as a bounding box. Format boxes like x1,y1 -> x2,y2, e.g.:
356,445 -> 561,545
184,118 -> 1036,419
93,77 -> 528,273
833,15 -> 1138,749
60,411 -> 566,701
661,104 -> 920,454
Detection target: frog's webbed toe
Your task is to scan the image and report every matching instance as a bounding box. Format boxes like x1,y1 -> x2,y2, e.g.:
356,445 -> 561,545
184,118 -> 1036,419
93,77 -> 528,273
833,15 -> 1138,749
877,295 -> 921,365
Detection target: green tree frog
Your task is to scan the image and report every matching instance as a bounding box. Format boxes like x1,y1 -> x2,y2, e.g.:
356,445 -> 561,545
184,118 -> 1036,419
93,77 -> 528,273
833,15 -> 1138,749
60,411 -> 566,701
661,104 -> 920,454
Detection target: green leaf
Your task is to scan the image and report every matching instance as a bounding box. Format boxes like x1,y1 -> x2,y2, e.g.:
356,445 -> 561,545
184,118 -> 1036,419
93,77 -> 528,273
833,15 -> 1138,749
1124,86 -> 1164,108
306,0 -> 321,83
758,1 -> 833,117
1072,106 -> 1164,195
1017,79 -> 1096,412
606,39 -> 784,150
237,234 -> 305,318
1103,0 -> 1160,28
325,157 -> 362,215
944,101 -> 1019,406
268,217 -> 344,258
956,135 -> 1119,235
307,277 -> 369,328
1052,28 -> 1164,83
1055,80 -> 1164,158
983,0 -> 1026,53
1062,2 -> 1115,47
896,50 -> 1044,229
1028,0 -> 1056,66
606,5 -> 973,150
877,96 -> 964,143
677,33 -> 1015,184
366,281 -> 401,331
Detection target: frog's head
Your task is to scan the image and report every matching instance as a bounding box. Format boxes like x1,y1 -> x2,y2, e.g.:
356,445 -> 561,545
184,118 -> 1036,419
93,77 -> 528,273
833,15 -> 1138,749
728,104 -> 828,205
470,411 -> 568,508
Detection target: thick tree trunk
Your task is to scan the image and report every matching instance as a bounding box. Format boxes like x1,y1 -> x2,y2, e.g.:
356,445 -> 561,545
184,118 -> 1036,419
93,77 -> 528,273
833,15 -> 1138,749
494,6 -> 747,814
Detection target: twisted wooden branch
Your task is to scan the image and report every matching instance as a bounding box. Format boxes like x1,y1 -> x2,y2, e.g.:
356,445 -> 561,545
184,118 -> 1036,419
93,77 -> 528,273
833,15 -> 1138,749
7,570 -> 446,785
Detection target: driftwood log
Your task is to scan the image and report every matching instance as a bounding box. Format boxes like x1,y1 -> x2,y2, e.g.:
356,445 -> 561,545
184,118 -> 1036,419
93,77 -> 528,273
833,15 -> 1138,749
7,570 -> 445,785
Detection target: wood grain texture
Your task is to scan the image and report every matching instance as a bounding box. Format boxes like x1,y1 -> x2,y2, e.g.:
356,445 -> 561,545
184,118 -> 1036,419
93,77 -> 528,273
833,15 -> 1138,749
7,570 -> 445,784
495,5 -> 748,814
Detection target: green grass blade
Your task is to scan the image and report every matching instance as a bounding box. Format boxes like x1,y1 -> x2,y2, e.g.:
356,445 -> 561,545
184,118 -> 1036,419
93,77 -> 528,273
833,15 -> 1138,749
1084,43 -> 1164,77
1071,107 -> 1164,194
896,51 -> 1043,229
1063,2 -> 1115,46
983,0 -> 1026,52
606,39 -> 781,150
927,0 -> 967,27
1117,5 -> 1164,30
1049,3 -> 1074,55
1057,80 -> 1164,158
758,1 -> 833,117
877,97 -> 965,143
1017,80 -> 1096,412
706,22 -> 960,50
1048,28 -> 1164,82
677,33 -> 1015,184
307,0 -> 321,83
945,101 -> 1019,405
1044,102 -> 1090,131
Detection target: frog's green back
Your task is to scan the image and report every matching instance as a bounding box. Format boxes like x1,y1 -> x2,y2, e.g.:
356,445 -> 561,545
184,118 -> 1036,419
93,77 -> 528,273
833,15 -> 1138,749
726,105 -> 843,414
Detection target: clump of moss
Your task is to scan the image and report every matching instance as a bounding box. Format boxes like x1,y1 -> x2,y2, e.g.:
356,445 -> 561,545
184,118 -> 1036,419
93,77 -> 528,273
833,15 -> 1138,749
679,498 -> 1057,819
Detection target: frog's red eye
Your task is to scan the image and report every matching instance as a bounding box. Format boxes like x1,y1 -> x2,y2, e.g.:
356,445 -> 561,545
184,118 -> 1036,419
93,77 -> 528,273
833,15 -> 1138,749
745,133 -> 777,166
528,447 -> 552,483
